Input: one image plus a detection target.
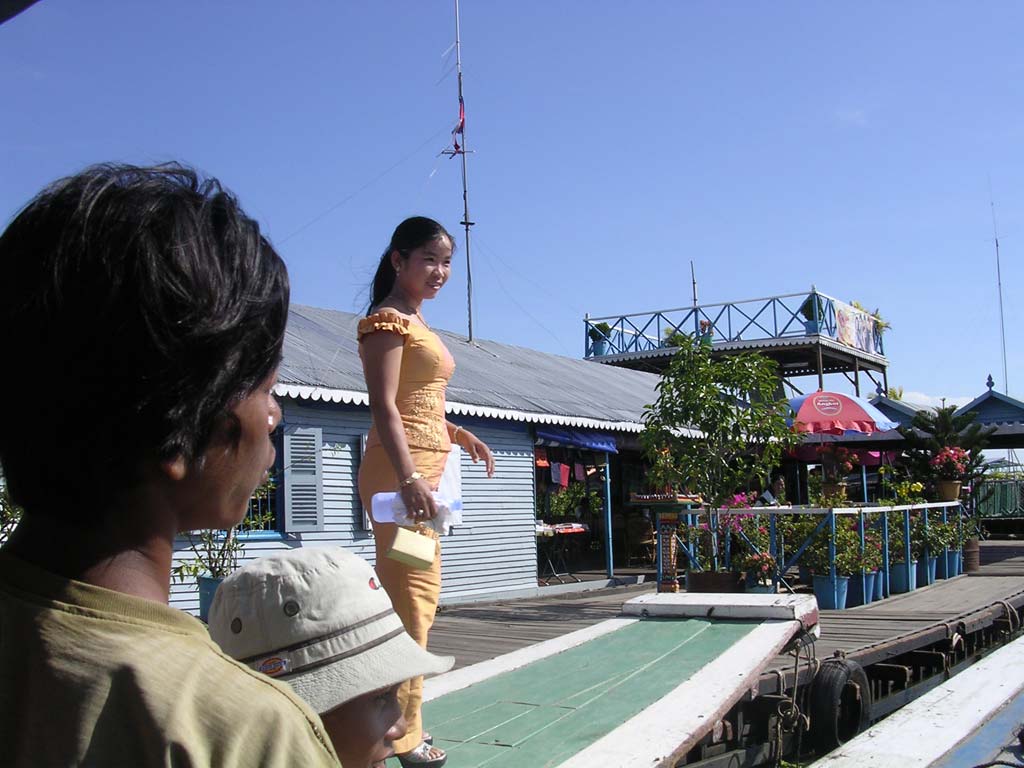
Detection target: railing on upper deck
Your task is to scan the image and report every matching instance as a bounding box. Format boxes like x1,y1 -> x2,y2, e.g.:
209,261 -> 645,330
584,289 -> 885,359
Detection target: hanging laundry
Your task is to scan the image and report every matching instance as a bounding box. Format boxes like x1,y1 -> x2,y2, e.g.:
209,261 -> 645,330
559,464 -> 570,488
535,447 -> 550,468
550,462 -> 562,485
574,463 -> 585,481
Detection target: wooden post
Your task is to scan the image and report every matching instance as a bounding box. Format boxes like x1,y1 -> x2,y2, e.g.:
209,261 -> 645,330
817,343 -> 825,391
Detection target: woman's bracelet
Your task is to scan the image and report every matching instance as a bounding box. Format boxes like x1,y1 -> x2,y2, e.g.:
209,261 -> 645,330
452,425 -> 464,444
399,471 -> 424,488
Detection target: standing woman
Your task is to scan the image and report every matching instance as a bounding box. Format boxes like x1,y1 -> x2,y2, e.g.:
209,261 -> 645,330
358,217 -> 494,768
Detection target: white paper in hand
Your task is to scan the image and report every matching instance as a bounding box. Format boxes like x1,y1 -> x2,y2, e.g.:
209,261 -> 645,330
370,447 -> 464,534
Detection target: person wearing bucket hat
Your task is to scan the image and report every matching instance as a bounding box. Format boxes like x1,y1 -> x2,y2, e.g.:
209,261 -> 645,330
209,546 -> 455,768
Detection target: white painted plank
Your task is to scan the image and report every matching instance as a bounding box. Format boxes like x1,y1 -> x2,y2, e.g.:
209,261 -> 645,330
558,620 -> 802,768
624,592 -> 820,630
422,617 -> 638,702
811,634 -> 1024,768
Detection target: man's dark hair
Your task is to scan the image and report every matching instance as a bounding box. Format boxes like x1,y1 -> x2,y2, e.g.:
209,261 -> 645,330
0,163 -> 289,514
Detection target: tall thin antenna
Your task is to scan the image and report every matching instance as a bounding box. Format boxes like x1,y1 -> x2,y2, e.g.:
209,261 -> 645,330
989,183 -> 1009,394
690,260 -> 698,307
442,0 -> 475,341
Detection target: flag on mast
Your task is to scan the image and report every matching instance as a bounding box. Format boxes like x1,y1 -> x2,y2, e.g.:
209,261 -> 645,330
451,96 -> 465,155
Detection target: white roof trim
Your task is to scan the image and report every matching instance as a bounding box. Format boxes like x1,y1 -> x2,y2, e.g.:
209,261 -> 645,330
274,383 -> 647,433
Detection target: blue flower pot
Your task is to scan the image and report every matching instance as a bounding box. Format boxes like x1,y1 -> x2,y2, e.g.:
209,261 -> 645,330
846,571 -> 876,608
890,561 -> 917,593
936,552 -> 959,579
812,574 -> 849,610
916,556 -> 938,586
873,569 -> 885,601
198,575 -> 225,623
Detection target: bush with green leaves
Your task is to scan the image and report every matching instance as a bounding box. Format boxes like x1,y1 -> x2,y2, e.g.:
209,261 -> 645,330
899,405 -> 994,503
641,342 -> 798,510
547,481 -> 602,519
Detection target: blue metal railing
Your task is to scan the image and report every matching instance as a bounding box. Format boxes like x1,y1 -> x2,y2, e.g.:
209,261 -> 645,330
655,501 -> 962,606
584,289 -> 885,359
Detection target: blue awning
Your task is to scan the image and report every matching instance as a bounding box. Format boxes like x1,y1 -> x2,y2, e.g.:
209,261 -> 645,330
535,427 -> 618,454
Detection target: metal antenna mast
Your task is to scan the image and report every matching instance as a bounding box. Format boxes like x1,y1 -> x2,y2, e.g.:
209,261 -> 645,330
442,0 -> 475,341
990,191 -> 1009,394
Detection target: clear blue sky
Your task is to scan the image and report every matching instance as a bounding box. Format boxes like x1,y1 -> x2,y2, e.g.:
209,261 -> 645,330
2,1 -> 1021,406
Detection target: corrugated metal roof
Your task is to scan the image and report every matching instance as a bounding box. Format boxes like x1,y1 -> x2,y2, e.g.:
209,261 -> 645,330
278,305 -> 662,433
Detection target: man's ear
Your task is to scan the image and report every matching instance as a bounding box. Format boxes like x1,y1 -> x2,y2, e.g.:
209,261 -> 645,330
161,455 -> 188,482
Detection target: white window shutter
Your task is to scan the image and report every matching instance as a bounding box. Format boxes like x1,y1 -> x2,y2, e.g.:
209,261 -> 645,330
283,426 -> 324,532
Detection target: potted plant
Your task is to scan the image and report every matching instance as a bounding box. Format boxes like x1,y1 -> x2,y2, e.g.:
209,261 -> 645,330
912,513 -> 947,586
741,550 -> 777,592
815,445 -> 859,500
173,474 -> 276,622
887,511 -> 918,593
800,293 -> 826,335
698,319 -> 714,346
962,514 -> 983,573
931,519 -> 959,579
804,522 -> 860,610
588,321 -> 612,356
845,528 -> 883,607
930,446 -> 968,501
682,513 -> 748,593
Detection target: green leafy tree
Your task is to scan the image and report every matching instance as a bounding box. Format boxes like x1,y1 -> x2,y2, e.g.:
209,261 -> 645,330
899,405 -> 994,503
641,338 -> 799,509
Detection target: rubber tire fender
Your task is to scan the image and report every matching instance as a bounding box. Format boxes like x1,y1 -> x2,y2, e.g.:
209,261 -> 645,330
808,658 -> 872,755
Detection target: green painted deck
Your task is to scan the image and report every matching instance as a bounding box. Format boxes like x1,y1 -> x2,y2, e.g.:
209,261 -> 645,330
423,617 -> 756,767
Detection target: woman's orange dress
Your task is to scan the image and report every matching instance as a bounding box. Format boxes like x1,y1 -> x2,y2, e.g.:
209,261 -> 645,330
356,310 -> 455,754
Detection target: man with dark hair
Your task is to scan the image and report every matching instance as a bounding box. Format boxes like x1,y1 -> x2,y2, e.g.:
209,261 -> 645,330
756,471 -> 787,507
0,164 -> 340,767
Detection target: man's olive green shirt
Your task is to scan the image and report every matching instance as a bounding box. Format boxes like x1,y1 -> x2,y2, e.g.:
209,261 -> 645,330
0,552 -> 341,767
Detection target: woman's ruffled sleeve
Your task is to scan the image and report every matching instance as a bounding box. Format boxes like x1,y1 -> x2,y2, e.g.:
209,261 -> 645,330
357,310 -> 411,341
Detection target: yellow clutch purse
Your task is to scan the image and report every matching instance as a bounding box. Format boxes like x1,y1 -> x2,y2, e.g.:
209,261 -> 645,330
386,527 -> 436,570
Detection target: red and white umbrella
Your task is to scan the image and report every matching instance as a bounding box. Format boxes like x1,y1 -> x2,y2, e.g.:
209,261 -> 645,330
787,391 -> 899,436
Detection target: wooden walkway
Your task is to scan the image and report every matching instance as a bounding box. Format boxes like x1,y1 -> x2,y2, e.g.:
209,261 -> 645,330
428,545 -> 1024,674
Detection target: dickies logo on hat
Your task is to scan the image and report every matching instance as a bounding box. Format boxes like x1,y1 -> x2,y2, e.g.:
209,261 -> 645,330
256,656 -> 290,677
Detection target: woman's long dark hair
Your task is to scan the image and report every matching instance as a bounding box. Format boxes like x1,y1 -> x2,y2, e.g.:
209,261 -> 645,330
368,216 -> 454,314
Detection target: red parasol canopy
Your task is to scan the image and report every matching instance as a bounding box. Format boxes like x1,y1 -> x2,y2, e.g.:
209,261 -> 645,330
787,391 -> 899,436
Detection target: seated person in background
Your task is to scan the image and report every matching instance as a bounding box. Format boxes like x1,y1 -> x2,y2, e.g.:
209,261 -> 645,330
209,547 -> 455,768
0,164 -> 339,767
756,472 -> 787,507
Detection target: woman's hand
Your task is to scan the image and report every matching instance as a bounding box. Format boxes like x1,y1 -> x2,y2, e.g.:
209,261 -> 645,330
457,429 -> 496,478
400,477 -> 438,522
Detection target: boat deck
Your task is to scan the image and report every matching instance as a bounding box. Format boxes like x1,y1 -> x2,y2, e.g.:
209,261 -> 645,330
429,543 -> 1024,679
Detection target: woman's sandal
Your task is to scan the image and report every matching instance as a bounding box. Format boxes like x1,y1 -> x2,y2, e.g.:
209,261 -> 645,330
397,741 -> 446,768
421,732 -> 433,745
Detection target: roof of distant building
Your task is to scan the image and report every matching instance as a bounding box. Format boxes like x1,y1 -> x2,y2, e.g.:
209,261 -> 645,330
276,305 -> 665,433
